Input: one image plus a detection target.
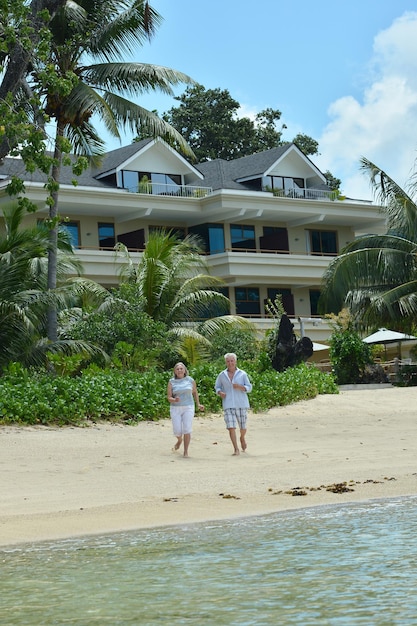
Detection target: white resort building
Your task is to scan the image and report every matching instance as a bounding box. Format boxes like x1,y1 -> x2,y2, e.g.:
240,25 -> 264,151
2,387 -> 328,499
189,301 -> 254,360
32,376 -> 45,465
0,139 -> 385,342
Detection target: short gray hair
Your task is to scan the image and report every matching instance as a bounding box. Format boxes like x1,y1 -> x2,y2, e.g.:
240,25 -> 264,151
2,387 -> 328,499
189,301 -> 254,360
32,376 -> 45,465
224,353 -> 237,361
173,362 -> 189,377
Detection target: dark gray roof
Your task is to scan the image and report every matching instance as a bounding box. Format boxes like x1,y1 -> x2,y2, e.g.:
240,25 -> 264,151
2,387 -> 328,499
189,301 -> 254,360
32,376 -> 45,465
188,144 -> 295,191
93,139 -> 153,177
189,159 -> 245,191
0,153 -> 112,188
227,144 -> 292,180
0,141 -> 153,188
0,140 -> 326,192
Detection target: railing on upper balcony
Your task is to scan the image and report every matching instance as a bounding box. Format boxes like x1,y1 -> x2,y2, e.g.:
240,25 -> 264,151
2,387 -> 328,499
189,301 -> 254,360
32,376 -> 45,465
263,186 -> 345,201
126,182 -> 213,198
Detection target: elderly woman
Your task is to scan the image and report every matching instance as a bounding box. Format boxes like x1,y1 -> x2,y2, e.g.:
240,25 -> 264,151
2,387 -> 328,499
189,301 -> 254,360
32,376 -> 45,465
167,362 -> 204,457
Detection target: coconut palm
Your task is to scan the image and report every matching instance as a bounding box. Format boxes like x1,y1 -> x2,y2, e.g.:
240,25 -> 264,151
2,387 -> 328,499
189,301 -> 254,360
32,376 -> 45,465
19,0 -> 195,340
115,230 -> 256,362
319,157 -> 417,331
0,203 -> 108,368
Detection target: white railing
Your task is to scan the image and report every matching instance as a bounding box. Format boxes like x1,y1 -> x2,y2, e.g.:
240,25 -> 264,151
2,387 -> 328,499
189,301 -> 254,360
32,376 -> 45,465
264,187 -> 341,201
127,183 -> 213,198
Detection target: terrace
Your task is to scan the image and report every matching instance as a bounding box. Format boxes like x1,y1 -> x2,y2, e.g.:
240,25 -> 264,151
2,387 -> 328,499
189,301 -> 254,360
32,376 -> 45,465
126,182 -> 213,198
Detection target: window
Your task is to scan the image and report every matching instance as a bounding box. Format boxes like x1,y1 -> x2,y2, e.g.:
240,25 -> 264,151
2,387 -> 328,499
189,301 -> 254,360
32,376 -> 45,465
189,223 -> 225,254
310,230 -> 337,255
230,224 -> 255,250
117,228 -> 144,250
266,288 -> 294,316
98,223 -> 115,248
61,221 -> 80,248
262,176 -> 304,195
120,170 -> 142,191
260,226 -> 289,252
150,173 -> 182,194
235,287 -> 260,315
120,171 -> 182,194
242,178 -> 263,191
309,290 -> 321,316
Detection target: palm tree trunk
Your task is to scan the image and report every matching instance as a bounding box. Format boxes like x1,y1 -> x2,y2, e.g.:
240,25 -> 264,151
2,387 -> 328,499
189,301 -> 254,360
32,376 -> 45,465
46,121 -> 64,342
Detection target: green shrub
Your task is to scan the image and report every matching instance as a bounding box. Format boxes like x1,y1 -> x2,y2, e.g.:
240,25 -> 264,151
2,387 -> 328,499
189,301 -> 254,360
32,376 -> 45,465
330,330 -> 372,384
68,305 -> 179,370
0,362 -> 338,426
209,326 -> 261,361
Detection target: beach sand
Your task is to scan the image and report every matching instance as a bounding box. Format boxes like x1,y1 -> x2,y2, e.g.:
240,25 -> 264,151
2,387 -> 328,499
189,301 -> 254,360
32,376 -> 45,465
1,386 -> 416,547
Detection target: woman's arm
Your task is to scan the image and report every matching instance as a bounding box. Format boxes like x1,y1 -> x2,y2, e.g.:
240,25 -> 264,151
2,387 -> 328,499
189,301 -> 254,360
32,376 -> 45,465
192,380 -> 204,411
167,381 -> 177,403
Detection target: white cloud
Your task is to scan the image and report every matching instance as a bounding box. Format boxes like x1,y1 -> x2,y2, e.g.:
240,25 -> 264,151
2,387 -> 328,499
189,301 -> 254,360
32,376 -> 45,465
316,11 -> 417,200
237,104 -> 258,121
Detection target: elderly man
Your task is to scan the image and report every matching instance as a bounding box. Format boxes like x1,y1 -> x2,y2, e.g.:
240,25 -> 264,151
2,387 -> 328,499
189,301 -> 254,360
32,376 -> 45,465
214,353 -> 252,455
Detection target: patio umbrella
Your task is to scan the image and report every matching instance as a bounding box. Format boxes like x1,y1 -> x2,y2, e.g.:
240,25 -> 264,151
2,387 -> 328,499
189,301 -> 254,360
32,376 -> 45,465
362,328 -> 417,359
312,342 -> 329,352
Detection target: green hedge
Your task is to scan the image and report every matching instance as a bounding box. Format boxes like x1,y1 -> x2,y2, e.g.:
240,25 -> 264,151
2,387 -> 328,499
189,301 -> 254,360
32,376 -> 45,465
0,362 -> 338,426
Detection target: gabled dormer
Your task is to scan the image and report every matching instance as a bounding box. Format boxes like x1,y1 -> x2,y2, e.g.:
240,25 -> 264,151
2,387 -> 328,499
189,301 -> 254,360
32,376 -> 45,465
94,138 -> 207,196
234,143 -> 328,195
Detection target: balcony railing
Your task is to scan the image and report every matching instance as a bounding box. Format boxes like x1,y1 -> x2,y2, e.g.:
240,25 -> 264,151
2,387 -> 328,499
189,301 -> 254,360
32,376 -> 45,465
126,182 -> 213,198
263,187 -> 344,201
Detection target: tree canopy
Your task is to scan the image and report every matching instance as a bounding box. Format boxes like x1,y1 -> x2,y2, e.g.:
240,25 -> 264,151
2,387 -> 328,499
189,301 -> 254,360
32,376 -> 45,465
134,84 -> 321,162
0,0 -> 196,341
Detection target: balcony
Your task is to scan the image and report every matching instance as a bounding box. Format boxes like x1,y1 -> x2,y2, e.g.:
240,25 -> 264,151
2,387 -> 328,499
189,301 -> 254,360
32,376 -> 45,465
126,182 -> 213,198
264,187 -> 344,201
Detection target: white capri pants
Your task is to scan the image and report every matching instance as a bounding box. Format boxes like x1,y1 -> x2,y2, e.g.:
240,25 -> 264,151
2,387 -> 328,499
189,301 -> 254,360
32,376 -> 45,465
170,405 -> 194,436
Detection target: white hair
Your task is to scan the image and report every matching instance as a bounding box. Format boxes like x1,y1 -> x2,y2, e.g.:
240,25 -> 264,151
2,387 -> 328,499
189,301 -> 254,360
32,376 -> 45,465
224,353 -> 237,361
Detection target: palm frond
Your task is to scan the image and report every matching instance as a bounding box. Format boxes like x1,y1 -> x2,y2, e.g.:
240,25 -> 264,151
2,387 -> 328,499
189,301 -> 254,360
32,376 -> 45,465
198,315 -> 256,338
360,156 -> 417,238
82,62 -> 194,94
88,2 -> 163,60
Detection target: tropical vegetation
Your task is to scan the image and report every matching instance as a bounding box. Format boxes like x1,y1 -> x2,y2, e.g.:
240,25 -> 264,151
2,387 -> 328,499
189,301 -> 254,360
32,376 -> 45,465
0,360 -> 338,426
325,310 -> 373,385
0,216 -> 339,426
0,0 -> 195,341
319,157 -> 417,333
0,3 -> 341,424
0,203 -> 108,369
68,229 -> 258,367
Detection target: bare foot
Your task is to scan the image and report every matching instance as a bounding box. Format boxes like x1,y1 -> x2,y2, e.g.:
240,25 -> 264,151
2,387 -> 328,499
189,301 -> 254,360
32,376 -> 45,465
183,453 -> 189,458
240,438 -> 247,452
232,449 -> 240,456
174,437 -> 182,451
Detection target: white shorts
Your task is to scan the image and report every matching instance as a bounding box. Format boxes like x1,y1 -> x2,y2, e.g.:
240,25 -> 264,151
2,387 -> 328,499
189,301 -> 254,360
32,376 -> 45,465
170,405 -> 194,436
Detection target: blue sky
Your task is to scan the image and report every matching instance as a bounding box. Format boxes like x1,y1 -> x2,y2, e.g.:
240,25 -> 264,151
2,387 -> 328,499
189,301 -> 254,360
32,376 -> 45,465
101,0 -> 417,201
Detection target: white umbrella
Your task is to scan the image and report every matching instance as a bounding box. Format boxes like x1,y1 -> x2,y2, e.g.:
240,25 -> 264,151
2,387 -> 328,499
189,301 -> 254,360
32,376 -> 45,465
362,328 -> 417,359
312,342 -> 329,352
363,328 -> 417,344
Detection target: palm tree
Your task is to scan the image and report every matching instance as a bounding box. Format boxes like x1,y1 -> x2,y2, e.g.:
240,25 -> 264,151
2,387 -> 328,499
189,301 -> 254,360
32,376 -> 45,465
0,203 -> 108,368
115,230 -> 255,363
319,157 -> 417,331
23,0 -> 195,340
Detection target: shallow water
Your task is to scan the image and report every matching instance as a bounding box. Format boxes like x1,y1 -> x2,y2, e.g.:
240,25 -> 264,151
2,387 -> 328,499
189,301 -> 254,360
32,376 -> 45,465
1,497 -> 417,625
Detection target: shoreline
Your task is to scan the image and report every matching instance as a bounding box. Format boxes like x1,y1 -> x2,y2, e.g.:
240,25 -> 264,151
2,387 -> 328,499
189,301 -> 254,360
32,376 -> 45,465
1,386 -> 416,547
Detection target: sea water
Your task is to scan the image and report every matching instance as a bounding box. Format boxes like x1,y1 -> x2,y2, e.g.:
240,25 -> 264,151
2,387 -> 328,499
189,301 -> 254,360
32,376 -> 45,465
1,496 -> 417,625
